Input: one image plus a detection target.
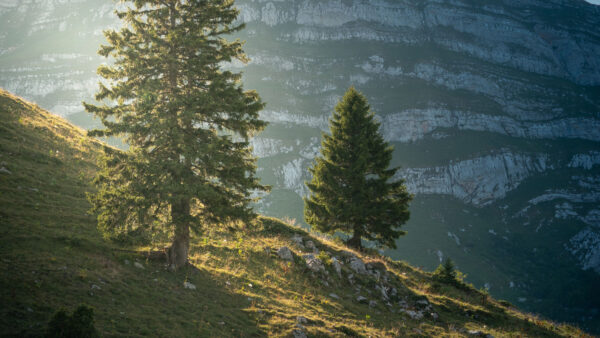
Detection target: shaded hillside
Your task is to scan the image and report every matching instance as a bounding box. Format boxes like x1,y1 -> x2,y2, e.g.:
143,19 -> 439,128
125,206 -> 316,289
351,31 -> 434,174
0,89 -> 591,337
1,2 -> 600,329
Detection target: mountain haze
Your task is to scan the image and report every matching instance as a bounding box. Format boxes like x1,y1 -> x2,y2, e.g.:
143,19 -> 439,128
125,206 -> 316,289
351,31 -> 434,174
1,0 -> 599,332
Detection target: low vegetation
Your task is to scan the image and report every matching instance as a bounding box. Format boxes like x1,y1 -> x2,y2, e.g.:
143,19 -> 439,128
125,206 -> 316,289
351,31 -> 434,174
0,90 -> 592,336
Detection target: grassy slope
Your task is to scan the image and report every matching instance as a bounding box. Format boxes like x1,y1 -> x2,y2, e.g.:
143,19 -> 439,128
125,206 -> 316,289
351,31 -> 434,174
0,89 -> 591,337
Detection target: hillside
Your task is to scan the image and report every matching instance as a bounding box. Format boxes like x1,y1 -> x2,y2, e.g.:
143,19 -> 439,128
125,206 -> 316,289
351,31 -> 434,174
1,1 -> 600,329
0,89 -> 592,337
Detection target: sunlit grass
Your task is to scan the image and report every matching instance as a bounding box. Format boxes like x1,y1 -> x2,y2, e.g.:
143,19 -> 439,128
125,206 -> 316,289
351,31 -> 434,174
0,88 -> 591,337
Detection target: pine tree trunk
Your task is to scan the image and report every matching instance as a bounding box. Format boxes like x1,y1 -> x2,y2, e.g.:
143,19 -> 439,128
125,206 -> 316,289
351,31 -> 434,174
347,231 -> 363,251
166,198 -> 190,270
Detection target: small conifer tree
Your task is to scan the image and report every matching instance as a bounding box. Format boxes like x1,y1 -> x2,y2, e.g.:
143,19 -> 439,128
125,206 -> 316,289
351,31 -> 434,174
304,87 -> 412,250
434,257 -> 457,283
84,0 -> 267,270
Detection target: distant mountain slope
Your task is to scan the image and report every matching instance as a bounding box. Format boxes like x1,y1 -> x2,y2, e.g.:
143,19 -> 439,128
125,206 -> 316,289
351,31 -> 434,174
0,89 -> 591,336
1,0 -> 600,332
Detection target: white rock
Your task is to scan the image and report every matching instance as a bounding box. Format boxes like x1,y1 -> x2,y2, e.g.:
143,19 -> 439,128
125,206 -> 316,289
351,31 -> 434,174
183,281 -> 196,290
291,234 -> 304,247
292,328 -> 307,338
277,246 -> 294,261
349,257 -> 367,275
402,309 -> 424,320
296,316 -> 308,324
331,257 -> 342,277
305,240 -> 317,252
134,262 -> 144,269
356,295 -> 368,304
303,254 -> 325,273
0,167 -> 11,174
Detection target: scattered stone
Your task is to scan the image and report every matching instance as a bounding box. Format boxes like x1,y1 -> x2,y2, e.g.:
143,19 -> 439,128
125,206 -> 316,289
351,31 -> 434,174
0,167 -> 11,175
218,321 -> 225,325
28,187 -> 39,192
375,284 -> 389,300
303,254 -> 325,273
124,259 -> 130,265
349,257 -> 367,275
277,246 -> 294,261
153,278 -> 158,282
292,328 -> 307,338
183,281 -> 196,290
27,307 -> 33,313
467,330 -> 494,338
291,234 -> 304,247
431,312 -> 439,320
347,273 -> 355,285
329,293 -> 339,299
402,309 -> 424,320
390,287 -> 397,297
225,281 -> 231,286
416,299 -> 429,307
296,316 -> 308,324
305,240 -> 318,253
369,300 -> 378,308
91,284 -> 101,290
340,250 -> 357,260
134,262 -> 145,269
248,283 -> 253,288
331,257 -> 342,277
356,296 -> 368,304
398,300 -> 408,309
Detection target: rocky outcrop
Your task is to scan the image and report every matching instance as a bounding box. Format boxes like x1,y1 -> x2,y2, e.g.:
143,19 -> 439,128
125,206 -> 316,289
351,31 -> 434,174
565,227 -> 600,274
398,152 -> 550,206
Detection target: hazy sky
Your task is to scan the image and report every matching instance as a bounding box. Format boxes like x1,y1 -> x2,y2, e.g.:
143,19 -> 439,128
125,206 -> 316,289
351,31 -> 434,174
585,0 -> 600,4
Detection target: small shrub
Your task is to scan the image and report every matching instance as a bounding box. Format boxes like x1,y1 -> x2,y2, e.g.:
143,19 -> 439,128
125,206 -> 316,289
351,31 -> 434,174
317,251 -> 332,265
433,258 -> 457,284
46,305 -> 99,338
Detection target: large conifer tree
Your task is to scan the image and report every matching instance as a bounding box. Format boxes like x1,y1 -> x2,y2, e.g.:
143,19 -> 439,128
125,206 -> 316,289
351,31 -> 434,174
84,0 -> 267,270
304,87 -> 412,250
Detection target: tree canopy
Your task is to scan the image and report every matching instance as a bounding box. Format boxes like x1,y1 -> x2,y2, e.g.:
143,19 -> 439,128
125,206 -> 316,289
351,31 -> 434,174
84,0 -> 267,269
304,87 -> 412,250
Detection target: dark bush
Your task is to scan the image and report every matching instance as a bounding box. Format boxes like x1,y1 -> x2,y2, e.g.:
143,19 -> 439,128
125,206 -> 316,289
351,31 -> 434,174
46,305 -> 98,338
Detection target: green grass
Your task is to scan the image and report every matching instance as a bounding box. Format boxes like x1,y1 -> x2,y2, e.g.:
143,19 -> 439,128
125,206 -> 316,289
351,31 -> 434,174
0,88 -> 591,337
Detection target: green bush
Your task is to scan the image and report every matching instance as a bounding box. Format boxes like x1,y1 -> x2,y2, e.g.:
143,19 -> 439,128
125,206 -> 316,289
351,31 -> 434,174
433,257 -> 457,283
46,305 -> 98,338
317,251 -> 332,265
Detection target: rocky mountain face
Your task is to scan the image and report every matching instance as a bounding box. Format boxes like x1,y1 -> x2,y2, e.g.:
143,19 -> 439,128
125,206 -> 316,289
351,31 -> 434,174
1,0 -> 599,331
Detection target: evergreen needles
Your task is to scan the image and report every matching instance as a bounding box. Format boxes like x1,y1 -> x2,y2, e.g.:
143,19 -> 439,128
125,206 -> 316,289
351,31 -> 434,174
304,87 -> 412,250
84,0 -> 267,270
